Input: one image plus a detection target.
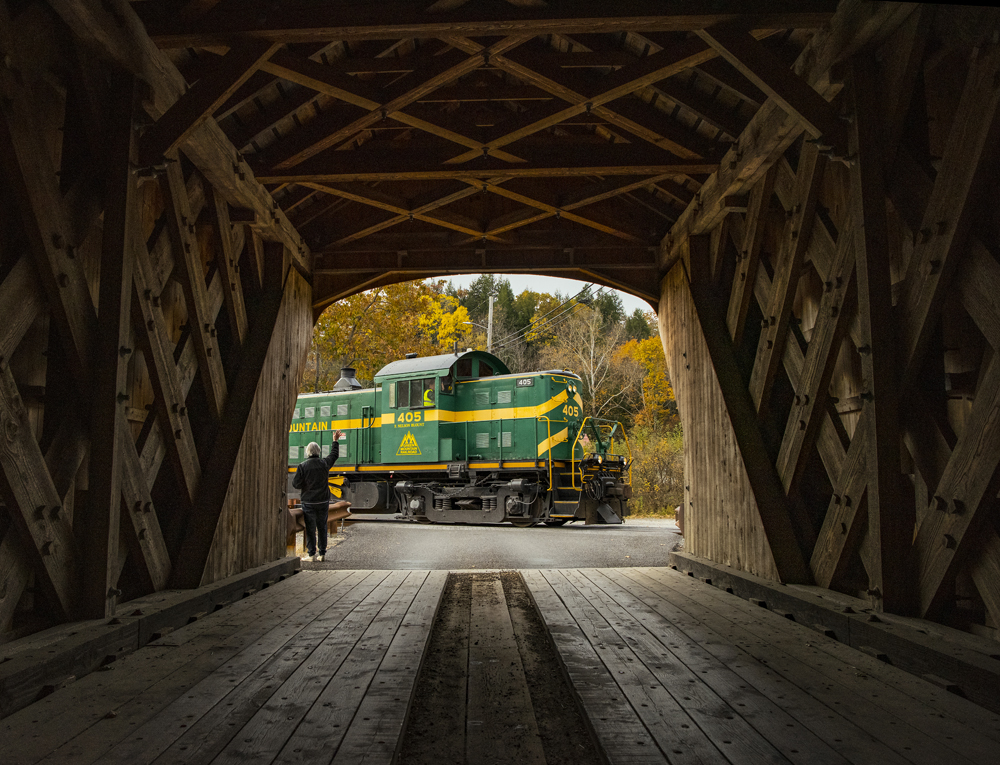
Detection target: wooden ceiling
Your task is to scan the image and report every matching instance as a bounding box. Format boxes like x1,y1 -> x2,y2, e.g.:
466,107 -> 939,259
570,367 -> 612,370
128,0 -> 838,310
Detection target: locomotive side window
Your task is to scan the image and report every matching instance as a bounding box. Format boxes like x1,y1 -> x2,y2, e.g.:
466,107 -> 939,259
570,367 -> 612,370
456,358 -> 473,378
478,362 -> 494,377
393,378 -> 436,407
395,380 -> 410,408
440,374 -> 453,394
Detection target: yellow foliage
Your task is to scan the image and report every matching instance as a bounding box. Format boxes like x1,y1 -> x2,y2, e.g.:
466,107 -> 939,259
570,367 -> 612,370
618,336 -> 677,428
418,294 -> 472,350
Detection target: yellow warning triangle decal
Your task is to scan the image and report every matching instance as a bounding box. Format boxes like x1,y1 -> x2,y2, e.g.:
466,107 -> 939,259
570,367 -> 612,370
396,431 -> 422,456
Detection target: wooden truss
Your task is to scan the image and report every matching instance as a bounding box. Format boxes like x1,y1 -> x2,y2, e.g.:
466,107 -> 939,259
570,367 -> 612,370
0,0 -> 310,623
662,3 -> 1000,631
120,0 -> 850,313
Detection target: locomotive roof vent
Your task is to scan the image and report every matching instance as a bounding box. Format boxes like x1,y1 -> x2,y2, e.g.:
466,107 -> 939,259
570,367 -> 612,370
332,367 -> 363,391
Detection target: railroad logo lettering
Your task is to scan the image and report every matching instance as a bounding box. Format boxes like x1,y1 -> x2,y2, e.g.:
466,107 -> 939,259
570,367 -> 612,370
396,431 -> 422,456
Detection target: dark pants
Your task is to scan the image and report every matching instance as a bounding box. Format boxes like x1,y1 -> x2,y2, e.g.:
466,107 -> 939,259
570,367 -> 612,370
302,502 -> 329,556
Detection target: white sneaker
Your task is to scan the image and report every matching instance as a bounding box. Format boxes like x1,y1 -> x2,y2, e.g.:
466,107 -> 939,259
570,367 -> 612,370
317,554 -> 325,562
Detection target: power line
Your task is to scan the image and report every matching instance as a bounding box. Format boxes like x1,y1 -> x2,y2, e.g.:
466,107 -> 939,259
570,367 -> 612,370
491,286 -> 607,352
488,283 -> 596,348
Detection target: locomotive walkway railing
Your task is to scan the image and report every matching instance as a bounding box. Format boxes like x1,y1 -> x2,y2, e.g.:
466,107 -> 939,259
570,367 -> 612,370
570,417 -> 633,490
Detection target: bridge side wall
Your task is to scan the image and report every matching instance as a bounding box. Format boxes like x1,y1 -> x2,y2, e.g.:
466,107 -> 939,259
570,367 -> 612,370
661,5 -> 1000,638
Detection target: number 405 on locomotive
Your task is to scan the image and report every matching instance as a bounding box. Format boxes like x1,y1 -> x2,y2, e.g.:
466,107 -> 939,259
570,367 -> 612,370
287,350 -> 631,526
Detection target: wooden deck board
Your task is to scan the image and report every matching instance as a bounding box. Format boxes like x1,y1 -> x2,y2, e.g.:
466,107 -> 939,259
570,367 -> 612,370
4,567 -> 998,764
5,570 -> 345,765
523,567 -> 1000,765
636,567 -> 1000,762
464,574 -> 546,765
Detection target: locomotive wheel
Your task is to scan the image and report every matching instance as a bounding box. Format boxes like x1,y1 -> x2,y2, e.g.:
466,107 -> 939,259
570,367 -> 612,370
510,518 -> 538,528
543,519 -> 569,526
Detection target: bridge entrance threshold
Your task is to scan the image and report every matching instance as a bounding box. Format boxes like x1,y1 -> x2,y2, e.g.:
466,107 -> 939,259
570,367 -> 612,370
2,568 -> 998,764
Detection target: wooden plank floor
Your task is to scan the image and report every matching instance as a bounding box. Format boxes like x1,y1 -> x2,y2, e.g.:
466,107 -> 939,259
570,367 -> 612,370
4,567 -> 1000,764
0,570 -> 446,765
523,567 -> 1000,765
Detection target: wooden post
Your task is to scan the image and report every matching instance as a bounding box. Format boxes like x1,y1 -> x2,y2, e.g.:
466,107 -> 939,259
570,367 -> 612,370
848,54 -> 908,614
79,75 -> 138,618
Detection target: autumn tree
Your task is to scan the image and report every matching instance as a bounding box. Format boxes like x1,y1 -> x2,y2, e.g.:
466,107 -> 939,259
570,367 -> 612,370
619,335 -> 677,428
537,304 -> 642,422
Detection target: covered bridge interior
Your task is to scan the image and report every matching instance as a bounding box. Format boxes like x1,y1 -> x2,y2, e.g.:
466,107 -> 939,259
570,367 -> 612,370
2,1 -> 1000,761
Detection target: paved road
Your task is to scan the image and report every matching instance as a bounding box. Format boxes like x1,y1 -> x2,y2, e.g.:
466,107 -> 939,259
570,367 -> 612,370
309,517 -> 682,569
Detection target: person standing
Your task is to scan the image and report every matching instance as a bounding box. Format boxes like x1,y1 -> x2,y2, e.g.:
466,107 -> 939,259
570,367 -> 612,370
292,432 -> 343,562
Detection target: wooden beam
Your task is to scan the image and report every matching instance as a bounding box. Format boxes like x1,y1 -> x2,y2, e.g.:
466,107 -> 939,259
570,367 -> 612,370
258,51 -> 524,163
270,37 -> 530,169
447,34 -> 748,164
682,240 -> 812,583
160,156 -> 229,421
848,54 -> 907,614
748,144 -> 825,413
0,256 -> 45,365
78,76 -> 138,618
314,246 -> 657,274
136,2 -> 838,47
301,182 -> 498,242
696,26 -> 846,147
474,182 -> 649,243
139,40 -> 281,167
256,145 -> 718,183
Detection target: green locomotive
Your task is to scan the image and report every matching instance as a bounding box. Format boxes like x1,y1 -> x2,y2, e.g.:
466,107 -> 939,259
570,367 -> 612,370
287,350 -> 631,525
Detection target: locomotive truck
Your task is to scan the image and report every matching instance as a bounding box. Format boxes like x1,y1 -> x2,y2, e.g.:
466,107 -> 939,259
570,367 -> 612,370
287,350 -> 631,526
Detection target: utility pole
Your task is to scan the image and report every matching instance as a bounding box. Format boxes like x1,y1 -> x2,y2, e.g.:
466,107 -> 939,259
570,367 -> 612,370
487,290 -> 497,352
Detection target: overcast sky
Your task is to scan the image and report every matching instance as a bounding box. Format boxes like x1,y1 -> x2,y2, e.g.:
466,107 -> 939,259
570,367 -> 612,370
438,274 -> 656,316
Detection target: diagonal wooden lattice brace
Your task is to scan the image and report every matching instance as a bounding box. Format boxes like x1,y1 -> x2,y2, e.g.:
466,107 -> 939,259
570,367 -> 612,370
726,165 -> 776,346
748,143 -> 826,415
324,177 -> 511,247
160,155 -> 229,422
131,234 -> 203,509
912,354 -> 1000,618
895,39 -> 1000,390
682,236 -> 814,581
470,181 -> 648,243
662,2 -> 914,266
466,173 -> 683,243
169,244 -> 290,588
207,187 -> 249,347
775,211 -> 856,502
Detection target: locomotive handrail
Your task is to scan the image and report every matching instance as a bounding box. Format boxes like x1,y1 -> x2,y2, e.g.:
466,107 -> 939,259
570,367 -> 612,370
570,417 -> 633,489
535,415 -> 567,489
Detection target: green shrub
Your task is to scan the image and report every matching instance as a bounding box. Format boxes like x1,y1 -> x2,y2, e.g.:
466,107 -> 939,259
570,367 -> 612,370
627,424 -> 684,517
